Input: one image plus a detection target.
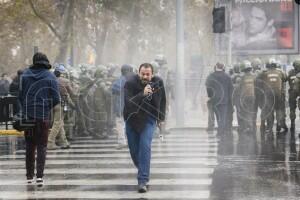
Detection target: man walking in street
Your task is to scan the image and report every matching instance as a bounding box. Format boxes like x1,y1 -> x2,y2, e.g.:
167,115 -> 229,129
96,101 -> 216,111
205,63 -> 233,140
123,63 -> 166,193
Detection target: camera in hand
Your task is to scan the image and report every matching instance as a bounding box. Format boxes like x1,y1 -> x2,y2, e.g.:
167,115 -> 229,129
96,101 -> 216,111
146,81 -> 159,101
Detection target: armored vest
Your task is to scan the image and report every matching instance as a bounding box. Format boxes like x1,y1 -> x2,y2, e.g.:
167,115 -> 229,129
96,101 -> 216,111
240,73 -> 256,97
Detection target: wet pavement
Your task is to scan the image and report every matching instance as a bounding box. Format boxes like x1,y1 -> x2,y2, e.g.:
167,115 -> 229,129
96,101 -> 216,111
0,128 -> 299,199
211,130 -> 300,200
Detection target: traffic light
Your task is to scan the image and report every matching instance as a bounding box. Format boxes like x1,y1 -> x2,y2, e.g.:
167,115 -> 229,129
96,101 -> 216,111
212,7 -> 225,33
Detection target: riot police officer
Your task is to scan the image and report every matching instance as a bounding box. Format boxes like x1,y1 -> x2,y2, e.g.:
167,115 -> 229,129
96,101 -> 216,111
77,66 -> 96,136
260,58 -> 287,136
251,58 -> 263,133
91,68 -> 112,139
288,59 -> 300,132
231,63 -> 242,133
252,58 -> 263,75
276,62 -> 288,133
237,60 -> 256,138
154,55 -> 172,139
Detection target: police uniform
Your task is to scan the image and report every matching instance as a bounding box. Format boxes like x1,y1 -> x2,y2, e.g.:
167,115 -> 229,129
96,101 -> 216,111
237,61 -> 256,137
90,69 -> 112,139
155,55 -> 172,139
231,64 -> 242,133
260,63 -> 287,134
77,72 -> 94,136
288,60 -> 300,131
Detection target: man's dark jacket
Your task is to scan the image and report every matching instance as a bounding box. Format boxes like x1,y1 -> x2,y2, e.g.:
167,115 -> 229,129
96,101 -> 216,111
205,71 -> 233,105
123,74 -> 166,133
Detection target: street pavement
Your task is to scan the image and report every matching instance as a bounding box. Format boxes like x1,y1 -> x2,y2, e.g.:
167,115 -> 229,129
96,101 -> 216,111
0,128 -> 299,199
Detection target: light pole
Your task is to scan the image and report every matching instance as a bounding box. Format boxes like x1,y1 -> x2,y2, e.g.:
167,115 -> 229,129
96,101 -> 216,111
176,0 -> 185,126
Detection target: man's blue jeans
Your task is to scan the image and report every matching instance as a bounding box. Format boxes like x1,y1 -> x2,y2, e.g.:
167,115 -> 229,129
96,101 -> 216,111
125,117 -> 156,184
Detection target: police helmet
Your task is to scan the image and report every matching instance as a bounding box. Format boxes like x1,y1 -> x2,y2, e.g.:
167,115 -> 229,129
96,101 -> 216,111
293,59 -> 300,71
79,64 -> 88,73
154,54 -> 167,66
54,64 -> 66,73
240,60 -> 252,72
150,61 -> 159,74
251,58 -> 262,69
266,58 -> 277,68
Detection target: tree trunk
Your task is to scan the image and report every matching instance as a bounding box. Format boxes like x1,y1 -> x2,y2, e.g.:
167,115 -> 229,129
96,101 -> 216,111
55,0 -> 74,64
95,21 -> 109,66
126,3 -> 141,63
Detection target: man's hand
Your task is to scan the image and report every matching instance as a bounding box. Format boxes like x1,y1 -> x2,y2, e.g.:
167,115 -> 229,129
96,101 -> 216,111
144,84 -> 153,96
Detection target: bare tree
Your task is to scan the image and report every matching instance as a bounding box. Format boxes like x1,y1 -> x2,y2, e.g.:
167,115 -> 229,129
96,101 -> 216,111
28,0 -> 74,63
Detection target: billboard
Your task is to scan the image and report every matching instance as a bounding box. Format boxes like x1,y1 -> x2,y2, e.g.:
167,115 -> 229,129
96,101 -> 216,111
216,0 -> 299,55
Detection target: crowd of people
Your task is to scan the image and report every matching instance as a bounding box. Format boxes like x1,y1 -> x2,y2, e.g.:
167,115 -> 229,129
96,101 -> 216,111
0,54 -> 172,146
0,52 -> 171,192
206,57 -> 300,142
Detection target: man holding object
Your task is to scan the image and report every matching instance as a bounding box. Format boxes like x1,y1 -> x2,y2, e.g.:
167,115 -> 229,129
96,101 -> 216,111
123,63 -> 166,193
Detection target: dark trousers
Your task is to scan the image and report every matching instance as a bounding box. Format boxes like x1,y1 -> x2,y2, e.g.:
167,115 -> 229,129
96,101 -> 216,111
262,96 -> 285,131
207,100 -> 215,129
289,91 -> 297,121
214,104 -> 229,136
25,120 -> 49,179
239,97 -> 256,135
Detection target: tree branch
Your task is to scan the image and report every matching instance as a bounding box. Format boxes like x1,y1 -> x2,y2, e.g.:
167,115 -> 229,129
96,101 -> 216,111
28,0 -> 62,41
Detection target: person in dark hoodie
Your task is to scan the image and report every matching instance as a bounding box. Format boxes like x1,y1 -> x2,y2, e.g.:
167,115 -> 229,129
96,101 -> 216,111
205,62 -> 233,139
123,63 -> 166,193
18,52 -> 60,187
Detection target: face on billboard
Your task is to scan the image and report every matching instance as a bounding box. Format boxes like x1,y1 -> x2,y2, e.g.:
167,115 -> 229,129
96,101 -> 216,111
216,1 -> 299,55
248,6 -> 268,35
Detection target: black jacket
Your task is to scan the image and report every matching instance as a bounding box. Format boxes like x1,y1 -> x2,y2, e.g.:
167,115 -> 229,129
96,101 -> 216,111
123,74 -> 166,133
205,71 -> 233,105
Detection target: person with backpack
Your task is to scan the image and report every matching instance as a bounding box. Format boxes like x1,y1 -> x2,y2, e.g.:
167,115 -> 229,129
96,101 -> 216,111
18,52 -> 60,187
